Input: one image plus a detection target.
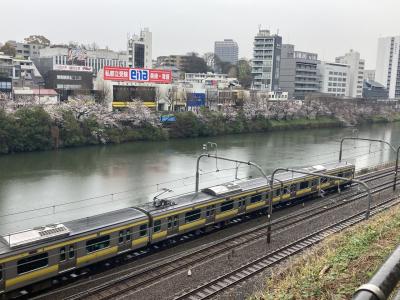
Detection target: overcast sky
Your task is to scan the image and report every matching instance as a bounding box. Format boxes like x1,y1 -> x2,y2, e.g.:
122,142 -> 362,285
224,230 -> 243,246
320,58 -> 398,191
1,0 -> 399,69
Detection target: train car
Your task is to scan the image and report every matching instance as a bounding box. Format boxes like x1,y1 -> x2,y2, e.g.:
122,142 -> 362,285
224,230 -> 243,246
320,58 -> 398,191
0,208 -> 149,294
0,161 -> 355,295
140,161 -> 355,245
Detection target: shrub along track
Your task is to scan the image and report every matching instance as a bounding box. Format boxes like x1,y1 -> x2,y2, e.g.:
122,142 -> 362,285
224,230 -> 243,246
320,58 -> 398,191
32,166 -> 398,300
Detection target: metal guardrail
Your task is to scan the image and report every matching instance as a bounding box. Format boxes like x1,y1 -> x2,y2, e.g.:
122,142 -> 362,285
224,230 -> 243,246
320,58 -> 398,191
353,244 -> 400,300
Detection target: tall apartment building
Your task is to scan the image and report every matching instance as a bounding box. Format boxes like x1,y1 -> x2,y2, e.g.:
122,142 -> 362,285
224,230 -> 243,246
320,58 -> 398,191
7,40 -> 43,59
317,62 -> 350,97
214,39 -> 239,65
375,36 -> 400,99
251,29 -> 282,91
335,50 -> 365,98
279,44 -> 319,99
127,28 -> 152,68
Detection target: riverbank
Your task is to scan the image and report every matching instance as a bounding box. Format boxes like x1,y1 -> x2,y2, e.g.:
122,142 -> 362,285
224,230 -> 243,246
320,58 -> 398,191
251,203 -> 400,300
1,98 -> 400,154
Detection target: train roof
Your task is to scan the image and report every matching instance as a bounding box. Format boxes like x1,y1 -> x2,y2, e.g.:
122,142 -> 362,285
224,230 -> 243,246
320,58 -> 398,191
140,161 -> 354,217
0,207 -> 147,255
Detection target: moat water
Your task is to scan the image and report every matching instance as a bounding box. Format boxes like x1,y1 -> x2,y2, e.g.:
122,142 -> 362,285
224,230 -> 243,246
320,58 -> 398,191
1,122 -> 399,233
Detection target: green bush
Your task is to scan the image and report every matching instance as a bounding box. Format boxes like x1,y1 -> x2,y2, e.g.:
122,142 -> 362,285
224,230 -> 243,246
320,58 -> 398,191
11,107 -> 53,152
59,110 -> 85,147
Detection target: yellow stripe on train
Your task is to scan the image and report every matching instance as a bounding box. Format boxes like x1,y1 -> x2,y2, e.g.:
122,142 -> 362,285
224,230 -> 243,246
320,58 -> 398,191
77,246 -> 118,265
5,265 -> 59,288
179,219 -> 206,232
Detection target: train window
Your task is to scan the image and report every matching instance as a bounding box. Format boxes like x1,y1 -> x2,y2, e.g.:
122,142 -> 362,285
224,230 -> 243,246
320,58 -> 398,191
119,231 -> 124,243
126,229 -> 131,241
17,253 -> 48,274
0,266 -> 2,281
173,216 -> 178,227
337,172 -> 344,177
69,245 -> 75,259
221,200 -> 234,212
274,189 -> 281,197
60,247 -> 66,261
300,181 -> 309,189
86,235 -> 110,253
312,179 -> 318,186
290,184 -> 296,193
185,209 -> 201,223
140,224 -> 148,236
154,220 -> 162,232
250,194 -> 262,203
167,217 -> 172,229
321,177 -> 328,184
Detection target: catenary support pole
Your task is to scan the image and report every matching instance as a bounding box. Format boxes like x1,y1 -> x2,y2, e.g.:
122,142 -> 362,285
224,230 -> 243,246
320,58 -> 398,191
339,137 -> 398,191
268,167 -> 372,243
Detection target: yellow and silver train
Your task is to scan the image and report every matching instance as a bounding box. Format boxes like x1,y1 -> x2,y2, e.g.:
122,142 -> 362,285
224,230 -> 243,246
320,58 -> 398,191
0,161 -> 355,295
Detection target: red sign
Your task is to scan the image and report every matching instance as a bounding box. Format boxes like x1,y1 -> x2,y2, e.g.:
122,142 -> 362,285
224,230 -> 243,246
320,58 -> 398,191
103,66 -> 172,84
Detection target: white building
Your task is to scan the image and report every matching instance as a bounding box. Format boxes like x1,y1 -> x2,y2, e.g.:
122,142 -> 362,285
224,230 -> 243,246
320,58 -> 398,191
317,62 -> 350,97
127,28 -> 152,68
7,40 -> 43,59
335,50 -> 365,98
375,36 -> 400,99
364,69 -> 375,82
38,47 -> 128,75
251,29 -> 282,91
184,73 -> 239,89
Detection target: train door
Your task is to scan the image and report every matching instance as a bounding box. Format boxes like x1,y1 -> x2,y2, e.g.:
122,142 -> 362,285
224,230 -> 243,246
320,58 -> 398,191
118,230 -> 131,252
205,205 -> 216,224
59,244 -> 77,272
290,183 -> 297,198
167,215 -> 179,235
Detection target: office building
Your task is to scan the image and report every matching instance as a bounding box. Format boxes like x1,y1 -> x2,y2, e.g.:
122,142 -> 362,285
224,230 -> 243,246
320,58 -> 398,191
214,39 -> 239,65
375,36 -> 400,99
335,50 -> 365,98
363,80 -> 389,100
317,61 -> 350,97
279,44 -> 319,99
251,29 -> 282,91
127,28 -> 152,68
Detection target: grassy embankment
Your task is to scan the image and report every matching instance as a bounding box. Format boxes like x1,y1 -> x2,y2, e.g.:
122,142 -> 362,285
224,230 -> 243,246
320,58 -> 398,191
2,107 -> 400,154
251,204 -> 400,300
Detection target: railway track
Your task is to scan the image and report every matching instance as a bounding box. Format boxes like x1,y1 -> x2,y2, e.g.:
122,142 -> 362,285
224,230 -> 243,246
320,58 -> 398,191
174,195 -> 400,300
54,167 -> 397,300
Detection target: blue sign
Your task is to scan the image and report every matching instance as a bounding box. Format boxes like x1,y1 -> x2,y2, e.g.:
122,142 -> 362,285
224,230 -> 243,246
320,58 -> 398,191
160,115 -> 176,123
129,69 -> 149,81
187,93 -> 205,107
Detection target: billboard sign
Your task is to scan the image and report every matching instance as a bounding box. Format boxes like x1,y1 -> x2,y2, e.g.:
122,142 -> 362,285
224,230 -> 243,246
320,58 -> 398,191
104,66 -> 172,84
54,64 -> 93,72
